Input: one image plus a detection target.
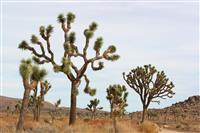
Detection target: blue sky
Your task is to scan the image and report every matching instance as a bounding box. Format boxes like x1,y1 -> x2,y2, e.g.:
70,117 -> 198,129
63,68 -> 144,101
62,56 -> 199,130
1,2 -> 199,112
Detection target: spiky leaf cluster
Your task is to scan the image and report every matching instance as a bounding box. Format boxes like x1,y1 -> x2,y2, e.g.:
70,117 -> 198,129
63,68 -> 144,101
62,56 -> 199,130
101,45 -> 119,61
39,25 -> 53,37
57,12 -> 75,25
84,29 -> 94,39
63,42 -> 76,54
105,54 -> 120,61
52,58 -> 71,74
31,65 -> 47,82
69,32 -> 76,44
84,87 -> 96,96
67,12 -> 76,24
55,99 -> 61,108
31,35 -> 39,44
18,41 -> 29,50
89,22 -> 97,31
84,22 -> 98,39
90,98 -> 99,106
86,98 -> 103,112
94,37 -> 103,53
19,59 -> 32,79
46,25 -> 53,35
63,43 -> 71,53
61,58 -> 71,74
107,45 -> 116,53
57,14 -> 66,23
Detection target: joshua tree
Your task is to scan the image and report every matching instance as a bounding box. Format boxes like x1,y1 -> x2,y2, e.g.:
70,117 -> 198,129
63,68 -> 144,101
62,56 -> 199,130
106,85 -> 128,118
15,101 -> 22,114
6,106 -> 10,116
16,59 -> 33,132
86,98 -> 103,119
49,99 -> 61,123
30,80 -> 51,121
106,85 -> 128,133
18,12 -> 119,125
30,66 -> 47,121
123,64 -> 175,123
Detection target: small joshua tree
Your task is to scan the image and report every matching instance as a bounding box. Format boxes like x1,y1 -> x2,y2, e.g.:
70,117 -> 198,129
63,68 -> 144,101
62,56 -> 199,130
30,80 -> 51,121
106,85 -> 128,133
86,98 -> 103,119
6,106 -> 10,116
18,12 -> 119,125
16,59 -> 33,132
106,85 -> 128,118
123,64 -> 175,123
49,99 -> 61,123
15,101 -> 22,114
30,66 -> 47,121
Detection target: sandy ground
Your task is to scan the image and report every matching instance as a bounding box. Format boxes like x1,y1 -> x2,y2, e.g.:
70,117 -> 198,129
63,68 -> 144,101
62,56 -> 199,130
161,129 -> 195,133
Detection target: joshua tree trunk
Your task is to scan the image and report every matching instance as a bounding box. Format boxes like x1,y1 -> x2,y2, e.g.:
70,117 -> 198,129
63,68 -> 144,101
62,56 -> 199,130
92,111 -> 95,119
16,79 -> 31,132
35,105 -> 39,121
113,116 -> 118,133
33,86 -> 38,121
110,104 -> 113,118
36,103 -> 41,121
141,106 -> 147,123
69,81 -> 79,125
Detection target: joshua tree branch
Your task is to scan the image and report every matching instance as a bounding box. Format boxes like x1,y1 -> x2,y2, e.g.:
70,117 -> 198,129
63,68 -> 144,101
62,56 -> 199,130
71,62 -> 79,75
46,38 -> 54,61
83,75 -> 89,89
91,61 -> 103,71
83,38 -> 89,59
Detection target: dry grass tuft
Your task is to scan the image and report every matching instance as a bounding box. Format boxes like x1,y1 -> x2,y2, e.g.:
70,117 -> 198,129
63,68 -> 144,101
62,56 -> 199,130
140,121 -> 160,133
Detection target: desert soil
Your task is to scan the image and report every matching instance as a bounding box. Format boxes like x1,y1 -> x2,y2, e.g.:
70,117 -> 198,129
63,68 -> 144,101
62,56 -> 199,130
161,129 -> 194,133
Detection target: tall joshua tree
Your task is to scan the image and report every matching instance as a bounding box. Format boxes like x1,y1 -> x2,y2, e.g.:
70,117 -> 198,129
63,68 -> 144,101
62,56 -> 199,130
18,12 -> 119,125
123,64 -> 175,123
16,59 -> 33,132
106,85 -> 128,118
86,98 -> 103,119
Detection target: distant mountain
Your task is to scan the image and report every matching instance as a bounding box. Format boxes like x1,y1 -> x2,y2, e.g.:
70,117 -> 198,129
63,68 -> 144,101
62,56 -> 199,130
0,96 -> 55,112
0,96 -> 108,116
2,95 -> 199,119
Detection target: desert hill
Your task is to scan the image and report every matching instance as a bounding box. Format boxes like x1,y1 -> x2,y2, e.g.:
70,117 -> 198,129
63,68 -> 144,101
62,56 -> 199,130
1,95 -> 199,119
0,96 -> 108,117
131,95 -> 200,122
164,95 -> 200,116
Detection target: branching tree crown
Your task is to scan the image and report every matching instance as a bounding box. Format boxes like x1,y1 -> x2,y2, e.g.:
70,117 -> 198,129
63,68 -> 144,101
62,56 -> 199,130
86,98 -> 103,119
123,64 -> 175,122
18,12 -> 119,125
